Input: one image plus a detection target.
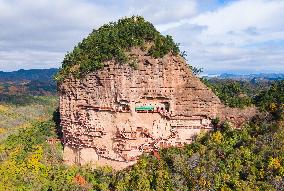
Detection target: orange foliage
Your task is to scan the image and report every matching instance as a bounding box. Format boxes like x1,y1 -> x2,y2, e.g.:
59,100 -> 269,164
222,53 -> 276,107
73,174 -> 87,186
153,150 -> 161,160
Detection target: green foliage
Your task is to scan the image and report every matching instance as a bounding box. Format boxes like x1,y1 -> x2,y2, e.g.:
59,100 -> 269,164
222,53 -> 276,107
254,80 -> 284,119
203,79 -> 283,115
0,80 -> 283,190
203,79 -> 254,108
0,94 -> 56,106
0,95 -> 57,141
114,155 -> 173,191
1,116 -> 283,190
158,117 -> 284,190
55,16 -> 180,81
0,120 -> 114,191
128,59 -> 139,70
188,65 -> 203,76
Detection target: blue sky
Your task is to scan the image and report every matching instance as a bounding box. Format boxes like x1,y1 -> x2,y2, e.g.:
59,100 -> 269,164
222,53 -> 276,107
0,0 -> 283,74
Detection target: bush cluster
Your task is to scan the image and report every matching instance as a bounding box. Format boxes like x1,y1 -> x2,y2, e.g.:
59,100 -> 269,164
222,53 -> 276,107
254,80 -> 284,120
203,79 -> 253,108
55,16 -> 180,81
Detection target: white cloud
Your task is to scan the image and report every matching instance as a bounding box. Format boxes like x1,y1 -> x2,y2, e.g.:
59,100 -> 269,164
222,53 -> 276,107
162,0 -> 284,74
191,0 -> 284,33
0,0 -> 198,71
0,50 -> 63,71
0,0 -> 283,74
0,0 -> 117,71
126,0 -> 197,24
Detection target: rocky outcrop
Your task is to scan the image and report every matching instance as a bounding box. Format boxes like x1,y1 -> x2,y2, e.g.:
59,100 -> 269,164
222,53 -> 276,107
59,49 -> 255,170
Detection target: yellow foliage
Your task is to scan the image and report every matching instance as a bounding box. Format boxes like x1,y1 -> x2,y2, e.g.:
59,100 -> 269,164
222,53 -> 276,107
26,145 -> 44,173
34,115 -> 50,122
268,157 -> 281,170
0,154 -> 23,191
259,168 -> 265,179
198,177 -> 208,187
199,145 -> 207,155
279,167 -> 284,176
9,146 -> 22,158
212,131 -> 223,144
222,174 -> 230,181
0,104 -> 9,113
0,128 -> 6,134
269,102 -> 277,112
16,122 -> 32,129
221,186 -> 232,191
0,144 -> 4,153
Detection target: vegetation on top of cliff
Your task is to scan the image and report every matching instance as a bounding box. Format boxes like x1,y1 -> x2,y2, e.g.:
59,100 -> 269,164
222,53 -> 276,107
54,16 -> 180,81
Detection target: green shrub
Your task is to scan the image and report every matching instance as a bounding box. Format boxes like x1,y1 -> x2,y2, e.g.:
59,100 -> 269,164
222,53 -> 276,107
202,79 -> 253,108
254,80 -> 284,119
55,16 -> 180,81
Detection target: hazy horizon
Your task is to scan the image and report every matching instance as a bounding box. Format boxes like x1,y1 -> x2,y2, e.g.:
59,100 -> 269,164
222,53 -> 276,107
1,67 -> 284,76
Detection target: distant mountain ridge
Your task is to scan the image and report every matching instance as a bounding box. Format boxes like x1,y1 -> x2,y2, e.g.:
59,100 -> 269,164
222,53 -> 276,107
204,73 -> 284,81
1,69 -> 283,82
0,68 -> 58,82
0,68 -> 58,95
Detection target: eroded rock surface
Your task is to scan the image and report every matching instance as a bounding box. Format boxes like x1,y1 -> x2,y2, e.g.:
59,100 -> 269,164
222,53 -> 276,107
59,50 -> 255,170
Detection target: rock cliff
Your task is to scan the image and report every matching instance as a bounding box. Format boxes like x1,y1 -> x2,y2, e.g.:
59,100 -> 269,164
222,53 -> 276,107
58,17 -> 256,170
59,49 -> 248,170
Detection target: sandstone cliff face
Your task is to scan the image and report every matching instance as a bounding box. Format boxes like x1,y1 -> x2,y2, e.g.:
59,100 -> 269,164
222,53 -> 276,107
59,49 -> 254,170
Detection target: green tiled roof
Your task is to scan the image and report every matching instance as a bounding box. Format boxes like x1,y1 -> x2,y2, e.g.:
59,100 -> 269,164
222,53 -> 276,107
135,106 -> 154,111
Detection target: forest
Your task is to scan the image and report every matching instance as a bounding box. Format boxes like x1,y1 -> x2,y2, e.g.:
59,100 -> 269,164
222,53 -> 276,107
0,77 -> 283,190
